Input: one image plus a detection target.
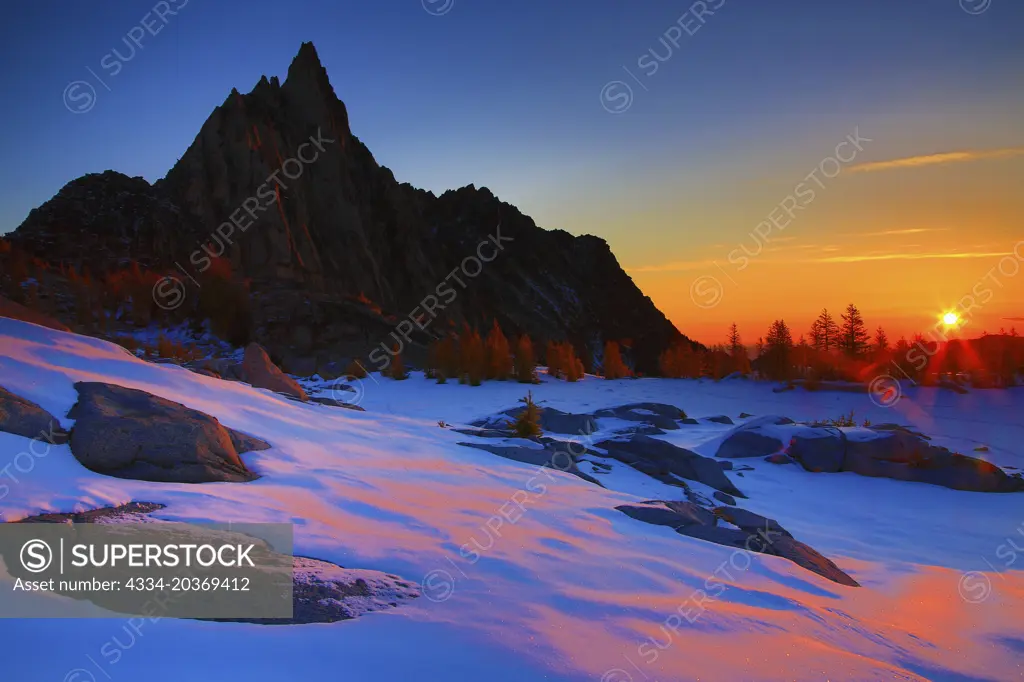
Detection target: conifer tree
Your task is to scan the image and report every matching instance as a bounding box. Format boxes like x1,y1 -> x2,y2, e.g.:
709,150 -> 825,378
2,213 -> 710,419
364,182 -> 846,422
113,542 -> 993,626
603,341 -> 631,379
874,326 -> 889,359
508,391 -> 543,438
484,321 -> 513,380
840,303 -> 870,358
459,327 -> 485,385
809,308 -> 840,352
515,335 -> 538,383
764,319 -> 794,380
727,323 -> 742,356
545,340 -> 563,378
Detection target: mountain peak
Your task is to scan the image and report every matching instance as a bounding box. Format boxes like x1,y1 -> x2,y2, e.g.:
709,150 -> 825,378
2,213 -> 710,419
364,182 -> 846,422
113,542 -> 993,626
291,41 -> 324,71
282,40 -> 341,110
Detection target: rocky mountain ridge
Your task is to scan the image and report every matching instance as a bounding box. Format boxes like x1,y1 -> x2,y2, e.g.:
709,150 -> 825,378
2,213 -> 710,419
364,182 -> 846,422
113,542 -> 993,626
8,42 -> 691,373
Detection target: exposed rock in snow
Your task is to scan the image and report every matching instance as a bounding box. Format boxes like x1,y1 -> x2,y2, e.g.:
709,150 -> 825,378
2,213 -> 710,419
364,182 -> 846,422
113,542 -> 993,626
0,385 -> 69,444
240,343 -> 310,402
598,435 -> 745,498
617,500 -> 859,586
68,382 -> 265,483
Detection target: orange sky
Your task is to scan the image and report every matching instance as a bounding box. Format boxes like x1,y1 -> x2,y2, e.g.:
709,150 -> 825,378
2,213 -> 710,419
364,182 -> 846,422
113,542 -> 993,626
628,146 -> 1024,345
529,126 -> 1024,346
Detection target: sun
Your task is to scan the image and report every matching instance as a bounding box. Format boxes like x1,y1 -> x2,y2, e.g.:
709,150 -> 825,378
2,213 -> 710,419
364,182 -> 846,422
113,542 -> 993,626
943,312 -> 959,326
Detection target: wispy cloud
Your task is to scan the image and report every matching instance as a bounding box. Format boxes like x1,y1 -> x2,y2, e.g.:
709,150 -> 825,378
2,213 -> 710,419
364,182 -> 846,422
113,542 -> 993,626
847,227 -> 950,237
814,251 -> 1009,263
849,147 -> 1024,174
628,246 -> 1010,272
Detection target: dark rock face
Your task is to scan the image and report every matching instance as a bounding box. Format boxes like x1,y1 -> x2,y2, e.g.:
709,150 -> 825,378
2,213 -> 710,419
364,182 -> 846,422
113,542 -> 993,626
0,386 -> 69,444
598,436 -> 745,498
5,171 -> 208,272
9,42 -> 690,373
68,382 -> 264,483
765,454 -> 794,465
615,501 -> 858,586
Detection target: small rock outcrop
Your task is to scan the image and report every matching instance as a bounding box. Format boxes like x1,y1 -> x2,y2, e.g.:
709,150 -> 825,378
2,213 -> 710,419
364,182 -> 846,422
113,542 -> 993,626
616,500 -> 859,587
598,435 -> 745,498
68,382 -> 268,483
472,407 -> 597,436
457,441 -> 603,487
0,385 -> 69,444
714,416 -> 793,459
239,343 -> 309,402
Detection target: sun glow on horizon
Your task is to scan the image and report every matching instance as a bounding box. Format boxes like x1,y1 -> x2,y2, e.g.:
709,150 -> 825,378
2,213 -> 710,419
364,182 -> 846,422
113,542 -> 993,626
942,312 -> 960,326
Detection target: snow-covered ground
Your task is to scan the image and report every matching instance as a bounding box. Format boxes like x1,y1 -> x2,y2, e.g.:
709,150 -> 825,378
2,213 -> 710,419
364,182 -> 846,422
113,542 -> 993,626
1,317 -> 1022,681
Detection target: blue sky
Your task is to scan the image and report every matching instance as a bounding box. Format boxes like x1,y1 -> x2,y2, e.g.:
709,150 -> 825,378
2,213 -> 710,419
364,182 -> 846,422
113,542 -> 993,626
1,0 -> 1022,341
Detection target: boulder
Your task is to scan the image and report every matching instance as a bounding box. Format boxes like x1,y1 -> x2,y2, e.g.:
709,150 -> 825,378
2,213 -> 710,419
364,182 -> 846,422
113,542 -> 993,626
617,501 -> 716,530
593,403 -> 684,431
713,491 -> 737,506
681,510 -> 859,586
717,430 -> 784,459
678,524 -> 757,550
844,434 -> 1023,492
663,501 -> 717,526
706,415 -> 734,425
67,382 -> 263,483
537,408 -> 598,436
457,442 -> 603,486
598,436 -> 745,498
788,429 -> 846,473
0,385 -> 69,444
616,504 -> 694,529
714,507 -> 787,536
240,343 -> 309,401
768,536 -> 860,587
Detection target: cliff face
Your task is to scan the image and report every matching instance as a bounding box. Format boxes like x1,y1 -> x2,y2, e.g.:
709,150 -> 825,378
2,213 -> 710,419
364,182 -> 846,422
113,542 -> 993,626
9,42 -> 688,372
